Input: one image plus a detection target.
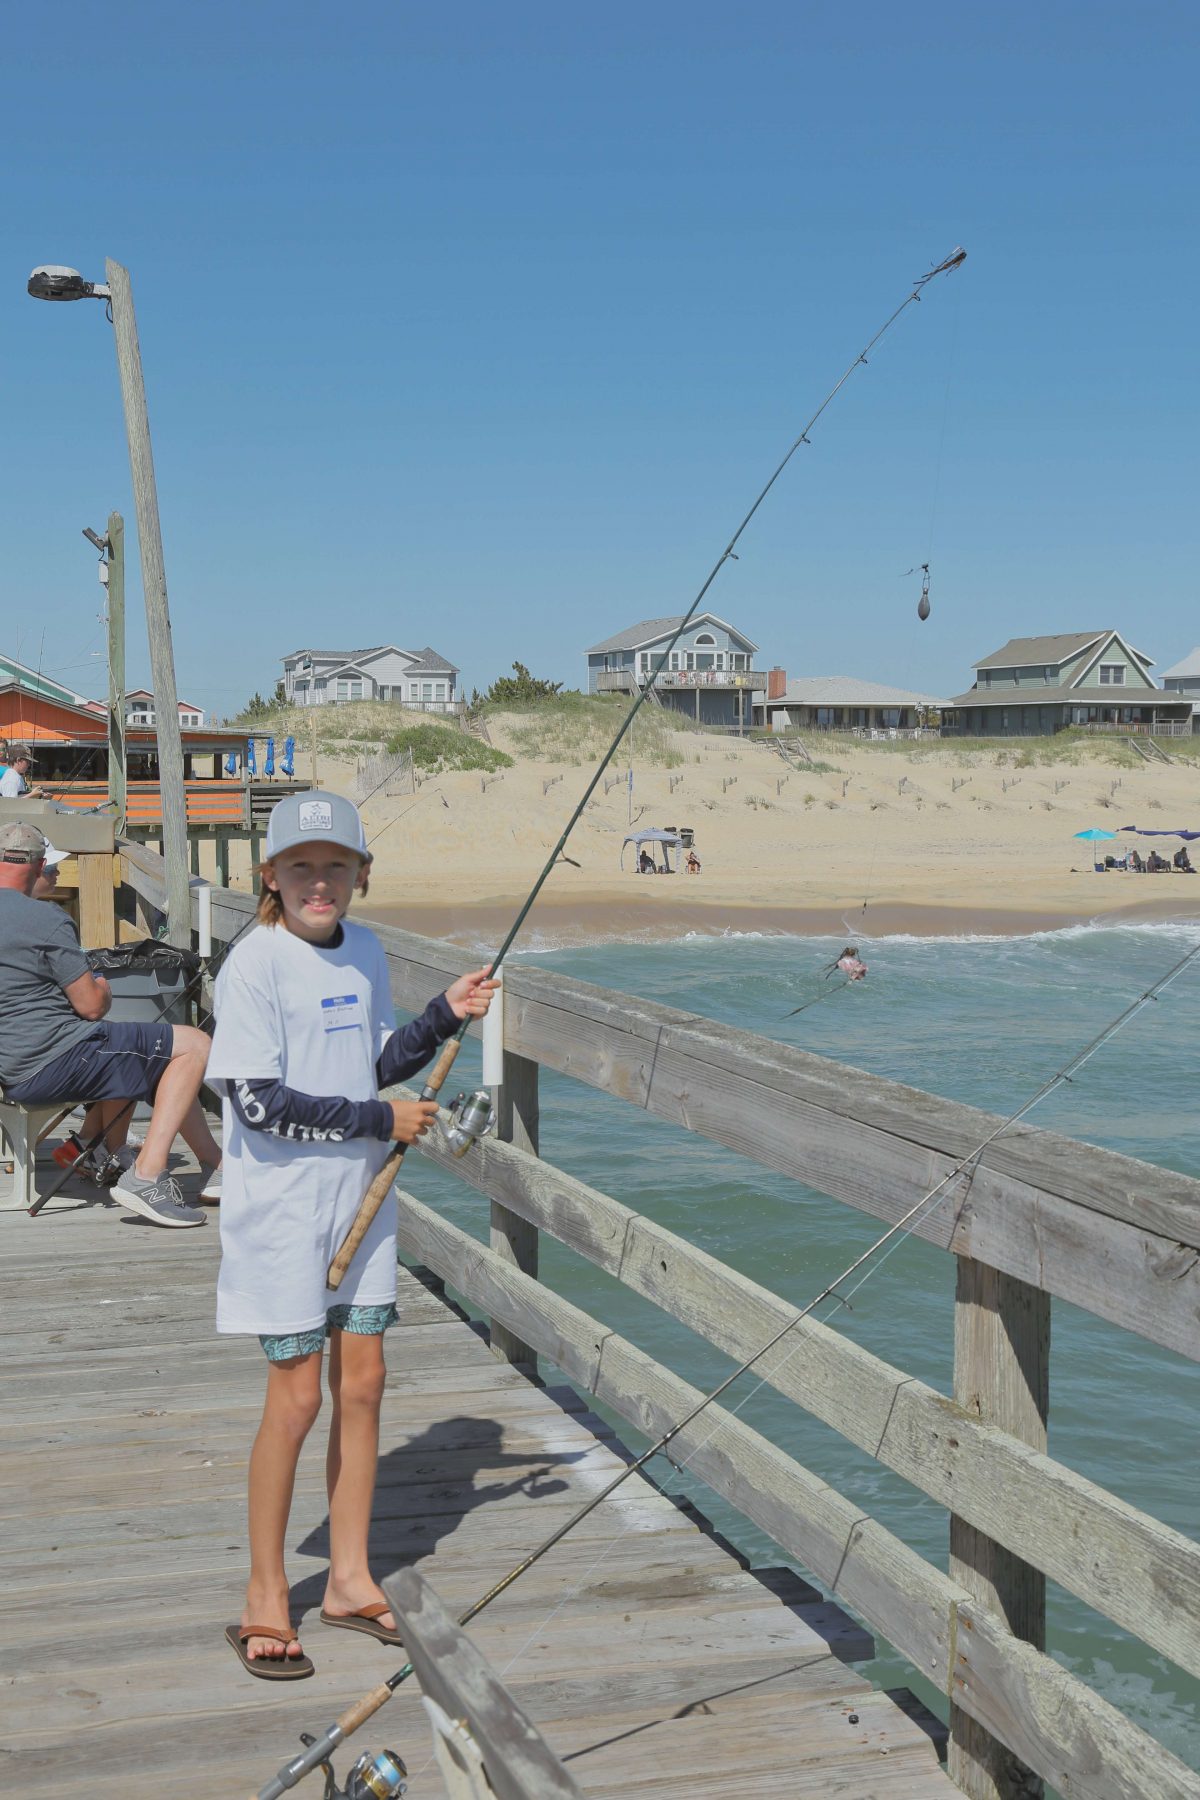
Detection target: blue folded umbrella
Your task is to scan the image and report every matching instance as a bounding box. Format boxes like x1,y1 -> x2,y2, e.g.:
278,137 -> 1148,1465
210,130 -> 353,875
246,737 -> 257,775
225,752 -> 237,776
265,736 -> 275,777
282,736 -> 295,777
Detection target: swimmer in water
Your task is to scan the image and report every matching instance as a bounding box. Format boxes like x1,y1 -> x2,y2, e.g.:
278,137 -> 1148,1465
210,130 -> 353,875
829,946 -> 868,981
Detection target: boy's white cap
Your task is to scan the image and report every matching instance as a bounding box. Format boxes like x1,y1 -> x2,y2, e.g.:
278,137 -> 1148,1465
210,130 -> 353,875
43,843 -> 69,868
265,791 -> 372,862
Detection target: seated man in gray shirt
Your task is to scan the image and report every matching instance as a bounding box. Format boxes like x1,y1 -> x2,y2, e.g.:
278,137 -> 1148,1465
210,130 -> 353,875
0,822 -> 222,1227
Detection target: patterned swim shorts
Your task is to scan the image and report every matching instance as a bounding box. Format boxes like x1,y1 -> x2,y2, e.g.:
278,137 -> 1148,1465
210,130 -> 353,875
259,1303 -> 398,1363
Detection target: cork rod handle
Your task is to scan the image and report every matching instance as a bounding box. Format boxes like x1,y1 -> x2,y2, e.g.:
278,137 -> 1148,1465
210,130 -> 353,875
326,1036 -> 462,1290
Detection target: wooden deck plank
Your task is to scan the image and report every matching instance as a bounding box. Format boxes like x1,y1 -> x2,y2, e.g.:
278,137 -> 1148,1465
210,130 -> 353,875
0,1180 -> 954,1800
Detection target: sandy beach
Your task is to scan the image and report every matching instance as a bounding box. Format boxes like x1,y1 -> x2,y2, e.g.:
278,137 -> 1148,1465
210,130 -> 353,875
287,714 -> 1200,947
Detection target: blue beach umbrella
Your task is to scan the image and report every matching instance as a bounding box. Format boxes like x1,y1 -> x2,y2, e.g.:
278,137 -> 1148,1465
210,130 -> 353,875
246,737 -> 257,775
1073,828 -> 1117,842
265,736 -> 275,777
225,752 -> 237,776
282,736 -> 295,777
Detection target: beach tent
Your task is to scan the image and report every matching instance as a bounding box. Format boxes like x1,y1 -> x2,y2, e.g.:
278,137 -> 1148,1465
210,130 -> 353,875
622,827 -> 682,873
1118,826 -> 1200,840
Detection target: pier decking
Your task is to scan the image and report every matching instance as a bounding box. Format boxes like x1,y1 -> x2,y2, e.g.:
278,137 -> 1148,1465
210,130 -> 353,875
0,1183 -> 952,1800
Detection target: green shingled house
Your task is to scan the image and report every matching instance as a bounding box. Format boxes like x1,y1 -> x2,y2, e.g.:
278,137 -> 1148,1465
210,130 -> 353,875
943,631 -> 1193,737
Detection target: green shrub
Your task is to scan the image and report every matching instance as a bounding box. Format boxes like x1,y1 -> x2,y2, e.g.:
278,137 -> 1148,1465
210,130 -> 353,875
384,725 -> 512,774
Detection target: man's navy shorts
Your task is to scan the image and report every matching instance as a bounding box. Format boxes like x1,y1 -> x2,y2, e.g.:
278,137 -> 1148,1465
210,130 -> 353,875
5,1022 -> 175,1106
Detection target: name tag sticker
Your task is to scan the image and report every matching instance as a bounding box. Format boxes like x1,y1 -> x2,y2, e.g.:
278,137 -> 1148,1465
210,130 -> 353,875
321,994 -> 364,1033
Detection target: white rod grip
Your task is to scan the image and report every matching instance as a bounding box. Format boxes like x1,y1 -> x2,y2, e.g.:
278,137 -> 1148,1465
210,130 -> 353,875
481,976 -> 504,1088
196,882 -> 212,960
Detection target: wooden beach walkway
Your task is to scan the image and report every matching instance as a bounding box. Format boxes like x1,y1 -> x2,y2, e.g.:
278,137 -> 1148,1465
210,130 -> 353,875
0,1176 -> 953,1800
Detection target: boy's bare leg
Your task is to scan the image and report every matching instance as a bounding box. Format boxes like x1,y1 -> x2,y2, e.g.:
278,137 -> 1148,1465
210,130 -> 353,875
242,1352 -> 323,1664
323,1329 -> 394,1628
135,1026 -> 221,1176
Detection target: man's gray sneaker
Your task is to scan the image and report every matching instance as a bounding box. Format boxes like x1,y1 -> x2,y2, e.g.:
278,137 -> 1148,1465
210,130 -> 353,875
113,1166 -> 206,1228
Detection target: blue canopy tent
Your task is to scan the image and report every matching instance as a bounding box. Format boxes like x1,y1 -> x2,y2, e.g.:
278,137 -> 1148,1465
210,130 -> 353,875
622,827 -> 682,874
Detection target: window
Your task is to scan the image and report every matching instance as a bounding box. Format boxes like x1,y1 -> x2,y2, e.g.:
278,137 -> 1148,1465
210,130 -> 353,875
694,633 -> 716,647
669,652 -> 679,670
639,652 -> 651,673
335,677 -> 363,701
422,682 -> 433,701
1099,664 -> 1125,685
715,652 -> 726,670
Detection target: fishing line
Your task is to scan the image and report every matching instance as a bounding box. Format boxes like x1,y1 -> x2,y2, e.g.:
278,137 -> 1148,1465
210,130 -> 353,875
324,246 -> 970,1295
254,926 -> 1198,1799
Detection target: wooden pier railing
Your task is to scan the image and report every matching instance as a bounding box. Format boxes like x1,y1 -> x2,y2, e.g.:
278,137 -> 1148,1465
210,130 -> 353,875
119,844 -> 1200,1800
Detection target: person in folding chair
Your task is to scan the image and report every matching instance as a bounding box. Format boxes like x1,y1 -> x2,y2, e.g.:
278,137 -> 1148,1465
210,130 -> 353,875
0,821 -> 222,1226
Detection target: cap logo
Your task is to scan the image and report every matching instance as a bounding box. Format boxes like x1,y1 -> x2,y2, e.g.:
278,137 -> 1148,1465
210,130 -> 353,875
297,800 -> 334,833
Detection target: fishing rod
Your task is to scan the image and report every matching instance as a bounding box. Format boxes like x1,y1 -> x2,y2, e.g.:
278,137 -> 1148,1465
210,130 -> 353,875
327,243 -> 968,1289
256,927 -> 1200,1800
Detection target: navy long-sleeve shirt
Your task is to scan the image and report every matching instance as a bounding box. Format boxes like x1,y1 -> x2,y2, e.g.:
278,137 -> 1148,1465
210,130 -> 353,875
226,991 -> 457,1143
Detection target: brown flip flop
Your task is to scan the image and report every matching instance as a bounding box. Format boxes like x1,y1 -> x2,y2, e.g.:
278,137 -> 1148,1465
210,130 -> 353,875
319,1601 -> 403,1645
225,1623 -> 315,1679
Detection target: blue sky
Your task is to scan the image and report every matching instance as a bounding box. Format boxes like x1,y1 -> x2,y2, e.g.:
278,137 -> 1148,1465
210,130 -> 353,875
5,2 -> 1197,717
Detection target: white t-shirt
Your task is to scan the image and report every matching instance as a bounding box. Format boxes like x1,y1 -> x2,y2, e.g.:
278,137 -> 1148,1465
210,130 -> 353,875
208,920 -> 400,1335
0,768 -> 29,797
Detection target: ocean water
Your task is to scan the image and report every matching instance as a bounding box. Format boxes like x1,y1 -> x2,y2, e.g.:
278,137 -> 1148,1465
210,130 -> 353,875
401,923 -> 1200,1772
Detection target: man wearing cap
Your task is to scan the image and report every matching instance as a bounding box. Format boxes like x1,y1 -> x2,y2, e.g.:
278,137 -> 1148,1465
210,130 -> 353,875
0,745 -> 45,799
0,821 -> 223,1226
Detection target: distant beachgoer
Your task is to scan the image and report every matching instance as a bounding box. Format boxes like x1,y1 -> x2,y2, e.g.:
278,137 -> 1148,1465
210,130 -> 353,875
1129,850 -> 1145,873
1147,850 -> 1170,873
639,849 -> 655,874
830,946 -> 868,982
686,850 -> 701,875
1174,846 -> 1194,873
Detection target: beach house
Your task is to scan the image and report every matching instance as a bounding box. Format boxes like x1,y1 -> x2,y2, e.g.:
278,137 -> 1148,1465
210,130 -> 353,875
125,689 -> 205,728
1159,646 -> 1200,732
585,612 -> 764,729
754,672 -> 944,734
943,631 -> 1193,737
281,644 -> 460,712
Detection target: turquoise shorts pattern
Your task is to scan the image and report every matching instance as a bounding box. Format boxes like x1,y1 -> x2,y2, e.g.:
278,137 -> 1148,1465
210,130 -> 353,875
259,1303 -> 398,1364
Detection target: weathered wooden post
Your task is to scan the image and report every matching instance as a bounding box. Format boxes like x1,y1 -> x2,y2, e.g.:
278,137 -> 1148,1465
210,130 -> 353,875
948,1258 -> 1049,1798
489,1046 -> 539,1372
106,260 -> 190,948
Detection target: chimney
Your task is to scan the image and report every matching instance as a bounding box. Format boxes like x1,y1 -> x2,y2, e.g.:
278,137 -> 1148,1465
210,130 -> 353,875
767,666 -> 786,700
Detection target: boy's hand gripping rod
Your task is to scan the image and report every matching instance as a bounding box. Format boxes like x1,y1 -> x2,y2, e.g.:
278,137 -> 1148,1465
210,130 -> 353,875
325,243 -> 967,1292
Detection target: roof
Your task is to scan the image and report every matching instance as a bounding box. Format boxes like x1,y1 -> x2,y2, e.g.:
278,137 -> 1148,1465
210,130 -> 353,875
771,676 -> 946,709
406,646 -> 459,673
283,646 -> 384,662
946,684 -> 1193,711
587,612 -> 758,655
973,632 -> 1153,672
1160,646 -> 1200,680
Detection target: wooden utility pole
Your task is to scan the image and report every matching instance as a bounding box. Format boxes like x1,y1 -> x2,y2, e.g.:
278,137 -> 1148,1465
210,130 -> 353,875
106,512 -> 126,832
310,712 -> 318,788
106,259 -> 191,948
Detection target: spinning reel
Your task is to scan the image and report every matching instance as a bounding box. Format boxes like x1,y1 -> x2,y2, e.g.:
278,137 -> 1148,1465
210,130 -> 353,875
437,1089 -> 497,1158
300,1736 -> 407,1800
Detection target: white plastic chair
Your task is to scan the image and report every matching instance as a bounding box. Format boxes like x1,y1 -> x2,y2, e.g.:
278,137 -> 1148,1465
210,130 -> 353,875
0,1090 -> 64,1211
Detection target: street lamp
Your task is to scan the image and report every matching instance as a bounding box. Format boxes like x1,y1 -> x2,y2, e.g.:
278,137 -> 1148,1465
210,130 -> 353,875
27,258 -> 191,946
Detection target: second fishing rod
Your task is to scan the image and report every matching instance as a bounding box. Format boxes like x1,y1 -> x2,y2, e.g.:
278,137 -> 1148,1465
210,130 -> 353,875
326,242 -> 968,1290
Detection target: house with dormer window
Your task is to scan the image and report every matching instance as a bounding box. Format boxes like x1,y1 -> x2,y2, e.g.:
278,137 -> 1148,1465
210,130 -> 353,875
943,631 -> 1193,737
281,645 -> 460,713
585,613 -> 764,729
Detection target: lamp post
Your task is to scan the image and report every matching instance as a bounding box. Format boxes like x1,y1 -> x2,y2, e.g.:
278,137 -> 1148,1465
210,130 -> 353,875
28,262 -> 191,946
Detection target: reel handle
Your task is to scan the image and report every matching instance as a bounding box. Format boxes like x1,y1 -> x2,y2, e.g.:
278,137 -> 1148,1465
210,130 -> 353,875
327,1037 -> 461,1290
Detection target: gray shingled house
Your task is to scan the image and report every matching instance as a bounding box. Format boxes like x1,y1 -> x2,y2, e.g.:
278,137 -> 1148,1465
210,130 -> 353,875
585,612 -> 763,728
1159,646 -> 1200,732
281,644 -> 460,713
943,631 -> 1193,737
